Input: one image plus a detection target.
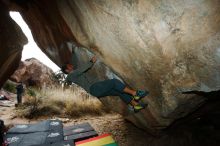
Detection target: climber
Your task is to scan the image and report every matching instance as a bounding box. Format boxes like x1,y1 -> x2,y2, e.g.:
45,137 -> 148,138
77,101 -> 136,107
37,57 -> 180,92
61,45 -> 149,112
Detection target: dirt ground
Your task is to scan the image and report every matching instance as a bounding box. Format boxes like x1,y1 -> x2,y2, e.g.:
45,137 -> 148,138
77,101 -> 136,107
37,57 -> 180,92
0,103 -> 152,146
0,93 -> 152,146
1,92 -> 220,146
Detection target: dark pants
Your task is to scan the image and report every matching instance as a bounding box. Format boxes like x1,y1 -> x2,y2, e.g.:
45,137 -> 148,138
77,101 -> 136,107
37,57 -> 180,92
17,94 -> 22,104
89,79 -> 133,104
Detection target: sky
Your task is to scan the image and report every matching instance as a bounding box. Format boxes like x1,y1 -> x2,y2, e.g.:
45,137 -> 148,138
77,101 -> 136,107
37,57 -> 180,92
10,12 -> 60,72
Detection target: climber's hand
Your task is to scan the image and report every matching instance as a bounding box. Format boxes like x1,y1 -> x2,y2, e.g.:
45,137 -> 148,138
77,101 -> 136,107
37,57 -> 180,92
90,56 -> 97,63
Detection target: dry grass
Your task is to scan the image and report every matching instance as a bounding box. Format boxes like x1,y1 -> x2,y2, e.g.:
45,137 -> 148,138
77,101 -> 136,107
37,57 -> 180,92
16,85 -> 109,119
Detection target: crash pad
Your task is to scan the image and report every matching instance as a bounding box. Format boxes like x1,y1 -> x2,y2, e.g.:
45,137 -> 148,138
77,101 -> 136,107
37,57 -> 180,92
103,142 -> 118,146
75,134 -> 115,146
64,123 -> 95,136
7,120 -> 63,134
64,123 -> 97,142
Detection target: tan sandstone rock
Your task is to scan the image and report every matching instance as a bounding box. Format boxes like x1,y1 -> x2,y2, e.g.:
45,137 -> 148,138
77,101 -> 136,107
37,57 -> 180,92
10,58 -> 54,88
1,0 -> 220,131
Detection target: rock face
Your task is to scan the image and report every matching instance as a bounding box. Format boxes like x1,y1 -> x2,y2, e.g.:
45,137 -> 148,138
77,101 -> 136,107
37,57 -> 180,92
10,58 -> 54,88
0,1 -> 27,88
1,0 -> 220,131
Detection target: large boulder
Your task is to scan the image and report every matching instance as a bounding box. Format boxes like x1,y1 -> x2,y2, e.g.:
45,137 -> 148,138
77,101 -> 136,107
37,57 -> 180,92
0,1 -> 27,88
1,0 -> 220,131
10,58 -> 54,88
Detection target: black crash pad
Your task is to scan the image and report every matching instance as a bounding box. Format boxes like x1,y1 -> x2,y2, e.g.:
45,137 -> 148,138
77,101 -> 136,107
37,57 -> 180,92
32,140 -> 75,146
7,120 -> 63,134
5,121 -> 98,146
63,123 -> 97,142
64,130 -> 98,142
5,131 -> 63,146
63,122 -> 95,136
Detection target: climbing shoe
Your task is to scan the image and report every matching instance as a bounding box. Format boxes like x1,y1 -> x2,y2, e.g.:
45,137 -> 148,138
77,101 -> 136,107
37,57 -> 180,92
128,102 -> 146,113
133,90 -> 149,101
133,104 -> 145,112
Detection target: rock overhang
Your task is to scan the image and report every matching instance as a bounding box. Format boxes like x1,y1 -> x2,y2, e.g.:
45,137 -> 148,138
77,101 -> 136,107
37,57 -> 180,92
1,0 -> 220,132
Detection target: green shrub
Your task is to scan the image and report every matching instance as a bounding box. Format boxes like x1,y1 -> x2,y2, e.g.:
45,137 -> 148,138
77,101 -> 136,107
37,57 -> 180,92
3,81 -> 16,93
26,88 -> 37,97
